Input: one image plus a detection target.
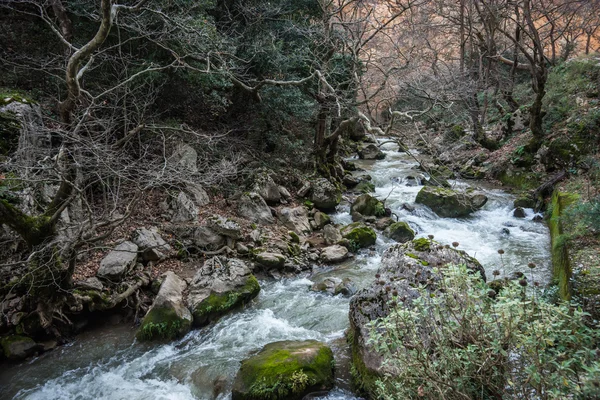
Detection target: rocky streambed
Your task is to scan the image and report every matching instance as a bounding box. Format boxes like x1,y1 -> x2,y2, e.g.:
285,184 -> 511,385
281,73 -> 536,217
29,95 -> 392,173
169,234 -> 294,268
0,141 -> 551,400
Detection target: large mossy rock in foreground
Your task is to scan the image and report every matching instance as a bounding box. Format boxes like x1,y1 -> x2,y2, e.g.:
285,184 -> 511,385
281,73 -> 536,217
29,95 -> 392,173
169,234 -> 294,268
137,271 -> 192,341
415,186 -> 488,218
188,256 -> 260,327
340,222 -> 377,248
232,340 -> 335,400
348,238 -> 485,397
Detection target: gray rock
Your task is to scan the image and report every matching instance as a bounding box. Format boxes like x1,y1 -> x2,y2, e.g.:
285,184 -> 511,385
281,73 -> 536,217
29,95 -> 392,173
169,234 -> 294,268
253,171 -> 280,205
237,192 -> 275,225
0,335 -> 41,360
188,257 -> 260,326
383,221 -> 415,243
207,215 -> 242,239
97,241 -> 138,280
310,178 -> 341,211
137,272 -> 192,341
279,186 -> 291,200
75,277 -> 104,291
132,227 -> 171,261
313,211 -> 331,229
170,143 -> 198,173
193,226 -> 226,249
513,207 -> 526,218
171,191 -> 199,223
320,245 -> 349,263
256,252 -> 286,269
375,217 -> 394,230
311,277 -> 355,296
323,224 -> 343,245
349,239 -> 485,396
279,207 -> 311,235
297,181 -> 312,197
358,143 -> 385,160
415,186 -> 488,218
185,183 -> 210,207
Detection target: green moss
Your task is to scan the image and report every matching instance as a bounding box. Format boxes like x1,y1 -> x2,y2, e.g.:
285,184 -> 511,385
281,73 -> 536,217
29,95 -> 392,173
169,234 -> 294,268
497,170 -> 539,191
341,223 -> 377,248
355,181 -> 375,194
234,340 -> 334,400
548,191 -> 579,300
384,221 -> 415,243
192,275 -> 260,326
136,305 -> 191,341
288,231 -> 300,244
412,238 -> 431,252
348,328 -> 382,397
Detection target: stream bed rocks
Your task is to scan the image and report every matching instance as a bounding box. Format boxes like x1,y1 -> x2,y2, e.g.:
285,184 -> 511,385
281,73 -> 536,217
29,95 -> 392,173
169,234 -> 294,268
415,186 -> 488,218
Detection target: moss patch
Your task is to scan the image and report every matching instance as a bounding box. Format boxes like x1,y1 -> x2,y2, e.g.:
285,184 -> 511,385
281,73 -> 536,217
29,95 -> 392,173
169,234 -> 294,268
384,221 -> 415,243
341,223 -> 377,248
192,275 -> 260,326
412,238 -> 431,252
232,340 -> 335,400
136,305 -> 191,341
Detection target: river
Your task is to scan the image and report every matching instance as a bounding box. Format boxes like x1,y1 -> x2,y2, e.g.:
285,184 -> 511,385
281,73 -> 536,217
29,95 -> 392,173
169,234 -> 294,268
0,142 -> 551,399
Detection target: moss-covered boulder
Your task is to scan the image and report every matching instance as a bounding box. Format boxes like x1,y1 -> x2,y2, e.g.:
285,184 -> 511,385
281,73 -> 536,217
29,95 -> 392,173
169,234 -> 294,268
310,178 -> 341,211
348,238 -> 485,396
340,222 -> 377,248
383,221 -> 415,243
1,335 -> 40,360
514,194 -> 536,209
350,194 -> 385,218
358,143 -> 385,160
137,271 -> 192,341
188,257 -> 260,327
256,252 -> 286,269
232,340 -> 335,400
313,211 -> 331,229
415,186 -> 488,218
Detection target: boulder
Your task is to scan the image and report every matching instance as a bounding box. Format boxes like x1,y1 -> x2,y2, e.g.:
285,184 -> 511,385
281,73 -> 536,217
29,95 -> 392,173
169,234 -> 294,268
415,186 -> 488,218
348,238 -> 485,396
188,257 -> 260,327
207,215 -> 242,239
97,241 -> 138,280
279,207 -> 311,235
313,211 -> 331,229
319,245 -> 349,263
232,340 -> 335,400
513,207 -> 526,218
358,143 -> 385,160
340,223 -> 377,248
343,174 -> 361,188
193,225 -> 226,249
253,171 -> 281,205
375,217 -> 394,231
323,224 -> 342,245
514,195 -> 536,209
132,227 -> 171,262
75,277 -> 104,291
185,183 -> 210,207
137,271 -> 192,341
170,143 -> 198,173
383,221 -> 415,243
171,191 -> 199,223
310,277 -> 355,296
310,178 -> 341,211
255,252 -> 286,269
355,181 -> 375,194
279,186 -> 291,200
1,335 -> 41,360
237,192 -> 275,225
350,194 -> 384,217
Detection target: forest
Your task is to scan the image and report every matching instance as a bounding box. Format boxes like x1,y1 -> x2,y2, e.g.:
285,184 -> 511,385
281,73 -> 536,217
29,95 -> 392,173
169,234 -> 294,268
0,0 -> 599,399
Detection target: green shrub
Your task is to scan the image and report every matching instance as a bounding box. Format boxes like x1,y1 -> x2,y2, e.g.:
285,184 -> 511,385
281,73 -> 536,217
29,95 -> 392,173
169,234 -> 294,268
369,264 -> 600,400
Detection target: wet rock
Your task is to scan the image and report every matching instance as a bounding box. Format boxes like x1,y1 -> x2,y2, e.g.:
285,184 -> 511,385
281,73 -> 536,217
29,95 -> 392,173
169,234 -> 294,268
97,241 -> 138,280
311,277 -> 355,296
375,217 -> 394,230
0,335 -> 41,360
348,238 -> 485,397
187,257 -> 260,327
513,207 -> 526,218
320,245 -> 349,263
404,175 -> 420,186
232,340 -> 335,400
171,191 -> 198,223
207,215 -> 242,239
532,214 -> 544,222
350,194 -> 384,218
340,223 -> 377,248
279,207 -> 311,235
401,203 -> 416,213
237,193 -> 275,225
355,181 -> 375,194
256,252 -> 286,269
383,221 -> 415,243
358,143 -> 385,160
310,178 -> 341,211
137,271 -> 192,341
323,225 -> 342,245
132,227 -> 171,261
501,228 -> 511,236
313,211 -> 331,229
343,174 -> 361,188
415,186 -> 488,218
514,195 -> 536,209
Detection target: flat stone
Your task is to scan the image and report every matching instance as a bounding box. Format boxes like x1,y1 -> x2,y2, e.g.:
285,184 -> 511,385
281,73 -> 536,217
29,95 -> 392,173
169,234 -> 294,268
97,241 -> 138,280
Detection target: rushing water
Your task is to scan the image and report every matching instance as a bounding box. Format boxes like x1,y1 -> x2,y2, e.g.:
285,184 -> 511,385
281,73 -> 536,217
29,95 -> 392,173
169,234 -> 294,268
0,142 -> 551,400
